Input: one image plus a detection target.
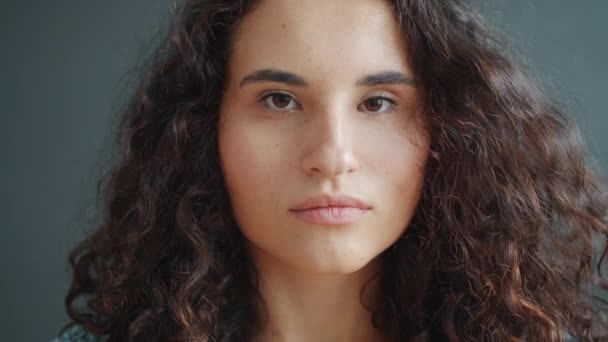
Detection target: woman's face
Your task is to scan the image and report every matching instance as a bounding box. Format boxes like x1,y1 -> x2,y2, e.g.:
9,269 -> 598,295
218,0 -> 429,274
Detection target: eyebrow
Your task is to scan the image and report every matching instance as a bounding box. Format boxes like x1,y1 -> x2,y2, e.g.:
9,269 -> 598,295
239,68 -> 416,88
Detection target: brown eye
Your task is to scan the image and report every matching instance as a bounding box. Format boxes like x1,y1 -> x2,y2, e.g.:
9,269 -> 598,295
271,94 -> 292,108
360,96 -> 397,113
364,98 -> 384,112
260,92 -> 299,112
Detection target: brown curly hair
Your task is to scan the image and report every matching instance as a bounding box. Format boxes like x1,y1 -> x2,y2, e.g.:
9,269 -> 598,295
59,0 -> 608,340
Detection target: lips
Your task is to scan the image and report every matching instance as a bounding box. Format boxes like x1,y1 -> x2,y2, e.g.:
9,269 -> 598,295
288,193 -> 372,225
289,193 -> 372,211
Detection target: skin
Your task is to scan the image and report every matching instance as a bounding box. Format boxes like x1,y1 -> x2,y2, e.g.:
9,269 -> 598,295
218,0 -> 430,340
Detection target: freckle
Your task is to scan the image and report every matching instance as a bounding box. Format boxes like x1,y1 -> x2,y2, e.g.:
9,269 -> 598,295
281,23 -> 286,29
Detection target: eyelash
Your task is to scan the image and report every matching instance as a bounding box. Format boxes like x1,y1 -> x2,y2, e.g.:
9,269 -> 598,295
258,91 -> 399,114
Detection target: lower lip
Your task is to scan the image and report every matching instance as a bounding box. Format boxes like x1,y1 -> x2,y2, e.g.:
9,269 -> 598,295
288,207 -> 370,225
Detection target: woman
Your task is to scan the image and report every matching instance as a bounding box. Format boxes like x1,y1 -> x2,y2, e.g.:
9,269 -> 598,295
53,0 -> 608,341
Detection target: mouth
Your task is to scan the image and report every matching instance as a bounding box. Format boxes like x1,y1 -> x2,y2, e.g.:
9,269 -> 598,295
289,193 -> 372,211
288,206 -> 371,225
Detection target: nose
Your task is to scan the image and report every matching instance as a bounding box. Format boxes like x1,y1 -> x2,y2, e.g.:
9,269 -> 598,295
300,106 -> 360,179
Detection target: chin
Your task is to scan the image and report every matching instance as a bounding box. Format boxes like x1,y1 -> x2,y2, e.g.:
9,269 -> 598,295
289,253 -> 379,275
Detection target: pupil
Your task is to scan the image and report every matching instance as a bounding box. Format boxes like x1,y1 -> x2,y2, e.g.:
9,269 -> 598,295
367,98 -> 382,111
273,95 -> 290,108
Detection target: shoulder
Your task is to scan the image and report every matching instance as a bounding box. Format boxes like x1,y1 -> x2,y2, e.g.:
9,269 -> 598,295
49,324 -> 108,342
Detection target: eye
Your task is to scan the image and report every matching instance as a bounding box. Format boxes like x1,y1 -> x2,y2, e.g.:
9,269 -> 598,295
259,92 -> 300,112
359,96 -> 397,113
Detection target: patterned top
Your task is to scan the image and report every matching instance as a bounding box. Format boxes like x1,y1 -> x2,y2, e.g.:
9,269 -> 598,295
50,325 -> 107,342
50,323 -> 581,341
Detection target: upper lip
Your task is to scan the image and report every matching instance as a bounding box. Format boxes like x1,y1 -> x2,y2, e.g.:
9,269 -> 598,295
289,193 -> 372,211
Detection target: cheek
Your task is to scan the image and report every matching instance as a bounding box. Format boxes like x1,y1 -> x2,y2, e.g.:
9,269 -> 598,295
370,126 -> 429,228
370,120 -> 427,180
387,142 -> 427,195
218,118 -> 288,216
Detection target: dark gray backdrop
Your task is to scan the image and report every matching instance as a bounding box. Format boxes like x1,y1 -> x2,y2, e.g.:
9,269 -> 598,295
2,1 -> 607,341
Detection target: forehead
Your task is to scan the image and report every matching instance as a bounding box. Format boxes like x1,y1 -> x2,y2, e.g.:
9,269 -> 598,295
227,0 -> 412,86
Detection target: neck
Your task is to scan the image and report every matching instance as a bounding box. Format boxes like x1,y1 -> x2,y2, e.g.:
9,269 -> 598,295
248,244 -> 389,342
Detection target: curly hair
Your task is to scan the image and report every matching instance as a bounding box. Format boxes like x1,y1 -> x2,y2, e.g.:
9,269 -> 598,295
59,0 -> 608,340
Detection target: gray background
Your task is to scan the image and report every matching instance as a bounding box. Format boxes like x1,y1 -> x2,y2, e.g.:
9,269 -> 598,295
2,1 -> 606,341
